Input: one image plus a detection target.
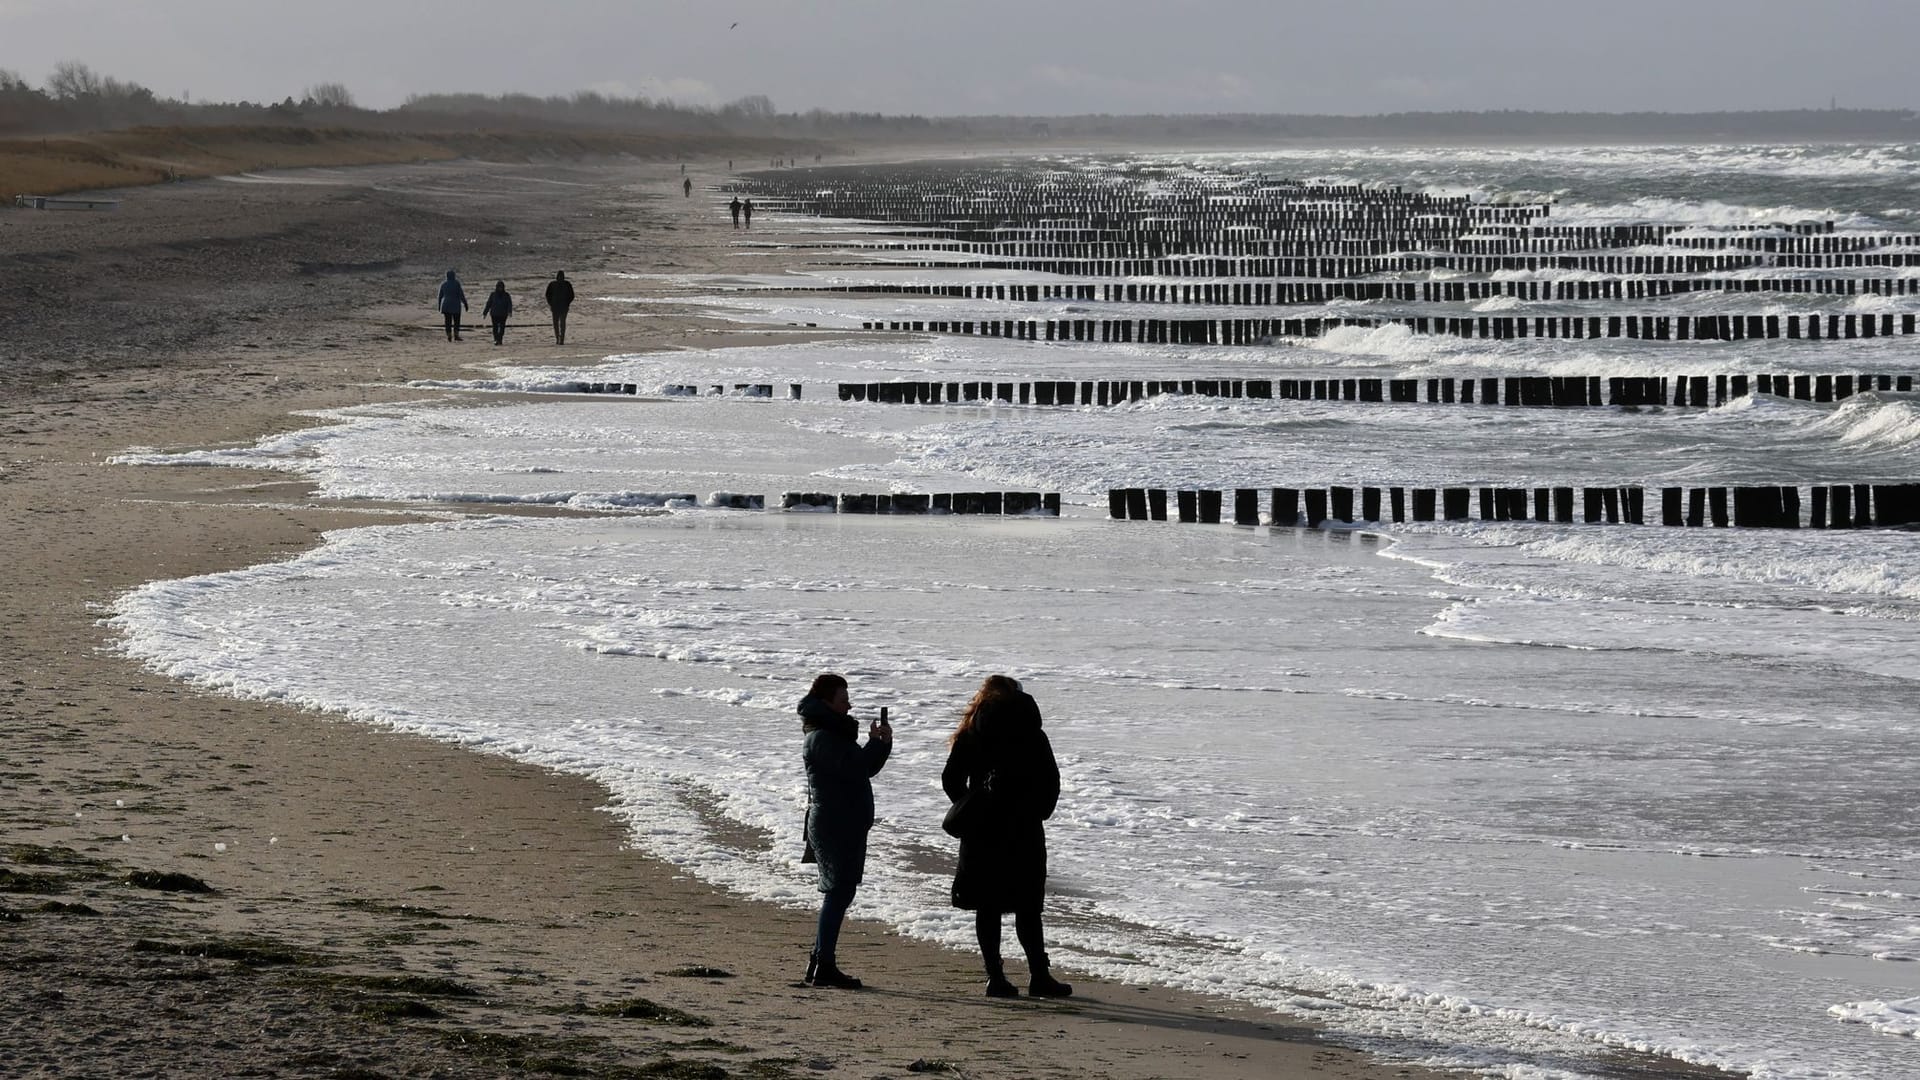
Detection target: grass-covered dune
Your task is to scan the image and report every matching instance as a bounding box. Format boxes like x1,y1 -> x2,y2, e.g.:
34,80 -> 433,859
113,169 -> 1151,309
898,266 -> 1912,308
0,124 -> 828,197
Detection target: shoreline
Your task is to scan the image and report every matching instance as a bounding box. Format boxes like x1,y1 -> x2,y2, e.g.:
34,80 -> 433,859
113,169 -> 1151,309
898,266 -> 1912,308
0,156 -> 1725,1078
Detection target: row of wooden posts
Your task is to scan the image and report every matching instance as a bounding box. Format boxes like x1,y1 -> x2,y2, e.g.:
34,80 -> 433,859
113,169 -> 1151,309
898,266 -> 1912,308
1107,484 -> 1920,529
864,311 -> 1920,345
762,276 -> 1920,304
822,251 -> 1918,276
731,172 -> 1837,247
573,382 -> 802,399
869,243 -> 1916,268
736,177 -> 1499,225
749,189 -> 1837,253
843,231 -> 1804,258
838,373 -> 1915,408
574,372 -> 1914,408
782,491 -> 1059,515
861,226 -> 1864,256
623,492 -> 1060,515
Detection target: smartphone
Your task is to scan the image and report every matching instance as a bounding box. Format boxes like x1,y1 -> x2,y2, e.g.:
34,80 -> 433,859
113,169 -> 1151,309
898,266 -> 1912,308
880,707 -> 889,723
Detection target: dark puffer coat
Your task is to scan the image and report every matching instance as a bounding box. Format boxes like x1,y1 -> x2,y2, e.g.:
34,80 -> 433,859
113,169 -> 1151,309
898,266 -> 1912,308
482,287 -> 513,324
942,690 -> 1060,913
800,694 -> 890,894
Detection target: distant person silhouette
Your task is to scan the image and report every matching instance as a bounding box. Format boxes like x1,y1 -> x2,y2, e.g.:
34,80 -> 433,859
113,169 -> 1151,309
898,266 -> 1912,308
943,675 -> 1072,999
436,270 -> 467,341
482,280 -> 513,346
743,198 -> 754,229
729,196 -> 742,229
683,177 -> 692,198
544,271 -> 574,345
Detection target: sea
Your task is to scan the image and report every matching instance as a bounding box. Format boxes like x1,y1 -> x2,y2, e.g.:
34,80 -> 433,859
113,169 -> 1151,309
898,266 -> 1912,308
110,144 -> 1920,1079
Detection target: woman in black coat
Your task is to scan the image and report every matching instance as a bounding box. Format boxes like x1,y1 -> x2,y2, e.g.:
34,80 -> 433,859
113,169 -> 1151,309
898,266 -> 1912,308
799,672 -> 890,989
942,675 -> 1071,998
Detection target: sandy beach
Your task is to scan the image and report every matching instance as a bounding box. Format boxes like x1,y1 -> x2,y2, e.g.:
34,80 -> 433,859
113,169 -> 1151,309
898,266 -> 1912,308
1,155 -> 1726,1079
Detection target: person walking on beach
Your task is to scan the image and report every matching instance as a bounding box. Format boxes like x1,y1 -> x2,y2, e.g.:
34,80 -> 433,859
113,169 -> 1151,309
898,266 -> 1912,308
683,176 -> 693,198
436,270 -> 468,341
481,280 -> 513,346
743,198 -> 754,229
544,271 -> 574,345
942,675 -> 1072,999
729,196 -> 742,229
799,672 -> 892,989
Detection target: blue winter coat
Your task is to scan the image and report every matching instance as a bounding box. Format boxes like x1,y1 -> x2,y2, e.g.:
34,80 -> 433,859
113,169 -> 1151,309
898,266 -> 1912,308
800,694 -> 891,894
437,276 -> 467,315
482,288 -> 513,323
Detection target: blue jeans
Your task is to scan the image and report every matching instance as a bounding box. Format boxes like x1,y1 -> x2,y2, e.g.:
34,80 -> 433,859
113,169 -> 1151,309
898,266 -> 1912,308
814,882 -> 857,964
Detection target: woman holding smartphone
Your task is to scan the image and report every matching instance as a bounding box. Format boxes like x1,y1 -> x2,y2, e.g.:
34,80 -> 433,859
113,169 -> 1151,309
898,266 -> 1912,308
943,674 -> 1071,998
797,672 -> 891,989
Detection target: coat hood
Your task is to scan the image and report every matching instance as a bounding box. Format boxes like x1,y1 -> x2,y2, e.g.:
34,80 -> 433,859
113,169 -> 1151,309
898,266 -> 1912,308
798,694 -> 855,737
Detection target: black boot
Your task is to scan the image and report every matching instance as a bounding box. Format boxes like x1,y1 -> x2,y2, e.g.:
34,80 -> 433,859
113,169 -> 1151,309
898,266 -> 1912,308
984,957 -> 1019,998
811,960 -> 863,990
803,949 -> 820,986
1028,954 -> 1072,998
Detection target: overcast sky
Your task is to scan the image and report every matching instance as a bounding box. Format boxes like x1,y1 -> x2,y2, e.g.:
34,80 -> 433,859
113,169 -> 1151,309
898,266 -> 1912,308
3,0 -> 1916,116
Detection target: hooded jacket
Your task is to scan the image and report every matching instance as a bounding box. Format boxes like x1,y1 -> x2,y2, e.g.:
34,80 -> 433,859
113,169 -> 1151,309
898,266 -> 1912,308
800,694 -> 891,893
437,274 -> 467,315
482,286 -> 513,323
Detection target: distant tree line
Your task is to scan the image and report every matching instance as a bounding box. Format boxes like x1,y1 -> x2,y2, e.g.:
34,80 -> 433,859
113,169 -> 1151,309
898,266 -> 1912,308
397,89 -> 762,135
393,89 -> 941,137
0,61 -> 364,134
1,62 -> 1914,143
0,63 -> 940,138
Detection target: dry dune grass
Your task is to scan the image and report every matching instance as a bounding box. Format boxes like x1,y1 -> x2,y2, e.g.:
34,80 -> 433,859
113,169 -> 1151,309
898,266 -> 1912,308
0,124 -> 822,197
1,127 -> 450,196
0,146 -> 155,195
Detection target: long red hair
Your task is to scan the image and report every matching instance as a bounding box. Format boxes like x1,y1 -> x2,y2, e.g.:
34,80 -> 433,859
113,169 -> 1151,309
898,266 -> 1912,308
950,674 -> 1022,747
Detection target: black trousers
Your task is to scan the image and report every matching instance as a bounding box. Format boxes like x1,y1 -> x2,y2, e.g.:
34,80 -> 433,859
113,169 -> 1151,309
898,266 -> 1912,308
551,307 -> 569,344
443,312 -> 462,340
976,906 -> 1045,969
490,318 -> 507,345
